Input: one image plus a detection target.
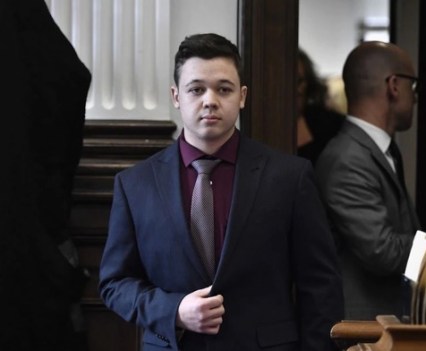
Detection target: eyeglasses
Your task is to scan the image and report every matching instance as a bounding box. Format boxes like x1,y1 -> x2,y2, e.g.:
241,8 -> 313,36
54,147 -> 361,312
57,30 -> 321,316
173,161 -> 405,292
385,73 -> 419,94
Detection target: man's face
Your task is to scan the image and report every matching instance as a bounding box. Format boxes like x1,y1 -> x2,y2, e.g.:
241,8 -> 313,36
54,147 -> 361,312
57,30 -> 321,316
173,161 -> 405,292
395,74 -> 417,132
392,56 -> 418,132
171,57 -> 247,151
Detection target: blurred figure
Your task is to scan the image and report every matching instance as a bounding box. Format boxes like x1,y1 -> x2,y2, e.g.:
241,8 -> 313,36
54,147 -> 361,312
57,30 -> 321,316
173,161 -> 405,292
297,48 -> 345,165
0,0 -> 91,350
326,75 -> 347,115
316,41 -> 420,320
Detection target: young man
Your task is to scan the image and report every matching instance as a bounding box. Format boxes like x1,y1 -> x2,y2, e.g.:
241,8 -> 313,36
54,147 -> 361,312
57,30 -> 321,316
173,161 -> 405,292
316,41 -> 420,320
100,33 -> 343,351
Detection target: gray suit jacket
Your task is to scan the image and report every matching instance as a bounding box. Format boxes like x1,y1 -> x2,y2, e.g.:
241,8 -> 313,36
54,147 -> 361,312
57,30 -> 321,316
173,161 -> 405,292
316,120 -> 419,320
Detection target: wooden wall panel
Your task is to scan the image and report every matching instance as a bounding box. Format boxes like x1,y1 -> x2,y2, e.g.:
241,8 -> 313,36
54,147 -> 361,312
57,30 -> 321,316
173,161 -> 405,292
83,305 -> 140,351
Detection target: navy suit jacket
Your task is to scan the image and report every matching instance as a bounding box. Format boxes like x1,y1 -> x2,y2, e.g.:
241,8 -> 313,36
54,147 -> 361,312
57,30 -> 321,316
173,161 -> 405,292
100,134 -> 343,351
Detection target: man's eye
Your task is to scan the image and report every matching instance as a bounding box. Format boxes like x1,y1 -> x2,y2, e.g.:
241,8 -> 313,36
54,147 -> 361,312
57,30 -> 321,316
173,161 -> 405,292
189,87 -> 204,95
219,87 -> 232,94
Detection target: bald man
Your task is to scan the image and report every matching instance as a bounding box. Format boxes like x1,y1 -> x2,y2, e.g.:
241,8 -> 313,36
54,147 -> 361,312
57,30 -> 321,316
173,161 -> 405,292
316,41 -> 420,320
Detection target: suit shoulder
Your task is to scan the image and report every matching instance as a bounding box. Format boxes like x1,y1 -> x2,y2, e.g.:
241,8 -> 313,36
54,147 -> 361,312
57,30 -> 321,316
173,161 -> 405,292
320,129 -> 369,161
316,129 -> 376,182
243,136 -> 311,169
116,142 -> 176,179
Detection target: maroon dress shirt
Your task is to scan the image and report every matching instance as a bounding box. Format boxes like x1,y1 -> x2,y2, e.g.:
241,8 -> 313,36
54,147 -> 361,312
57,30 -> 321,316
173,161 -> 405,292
179,130 -> 238,266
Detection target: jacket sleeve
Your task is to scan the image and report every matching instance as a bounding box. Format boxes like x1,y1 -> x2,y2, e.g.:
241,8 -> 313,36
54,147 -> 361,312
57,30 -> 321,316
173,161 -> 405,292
99,174 -> 185,349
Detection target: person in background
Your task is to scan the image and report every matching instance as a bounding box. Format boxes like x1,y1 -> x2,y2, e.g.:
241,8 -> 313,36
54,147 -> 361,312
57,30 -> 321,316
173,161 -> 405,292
99,33 -> 343,351
316,41 -> 420,320
297,48 -> 345,166
1,0 -> 91,349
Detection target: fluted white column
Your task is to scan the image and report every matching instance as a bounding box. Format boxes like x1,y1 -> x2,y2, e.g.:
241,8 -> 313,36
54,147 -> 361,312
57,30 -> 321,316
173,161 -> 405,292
46,0 -> 171,120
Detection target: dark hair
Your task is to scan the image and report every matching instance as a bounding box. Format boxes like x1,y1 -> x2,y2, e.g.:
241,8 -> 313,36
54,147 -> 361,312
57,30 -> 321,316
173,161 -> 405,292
298,48 -> 328,107
173,33 -> 243,86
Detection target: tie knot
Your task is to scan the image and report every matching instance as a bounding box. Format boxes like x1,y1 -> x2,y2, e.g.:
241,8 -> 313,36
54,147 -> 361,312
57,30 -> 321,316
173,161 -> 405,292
192,158 -> 221,175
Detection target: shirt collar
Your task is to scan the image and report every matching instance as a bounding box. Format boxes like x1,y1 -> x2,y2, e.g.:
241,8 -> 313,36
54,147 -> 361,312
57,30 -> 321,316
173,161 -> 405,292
179,129 -> 240,167
346,115 -> 392,154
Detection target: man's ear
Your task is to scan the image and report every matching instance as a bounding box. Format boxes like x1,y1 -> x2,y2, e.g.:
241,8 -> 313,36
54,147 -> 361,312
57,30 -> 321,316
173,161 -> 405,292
240,85 -> 248,109
386,75 -> 399,99
171,86 -> 180,108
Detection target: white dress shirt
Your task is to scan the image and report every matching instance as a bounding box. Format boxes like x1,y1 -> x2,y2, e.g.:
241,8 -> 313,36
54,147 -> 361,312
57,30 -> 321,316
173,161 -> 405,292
346,115 -> 396,173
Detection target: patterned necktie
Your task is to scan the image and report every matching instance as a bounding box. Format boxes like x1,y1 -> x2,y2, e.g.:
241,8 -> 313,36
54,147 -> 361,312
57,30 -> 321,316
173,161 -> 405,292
190,158 -> 221,279
388,140 -> 407,194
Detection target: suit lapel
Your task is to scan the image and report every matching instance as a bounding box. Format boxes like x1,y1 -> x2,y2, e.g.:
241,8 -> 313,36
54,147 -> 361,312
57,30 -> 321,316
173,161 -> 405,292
152,143 -> 209,282
215,136 -> 267,279
344,122 -> 419,231
344,122 -> 403,195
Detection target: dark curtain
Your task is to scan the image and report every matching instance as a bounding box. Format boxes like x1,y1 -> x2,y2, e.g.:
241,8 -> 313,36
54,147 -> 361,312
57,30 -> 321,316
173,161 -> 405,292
0,0 -> 91,350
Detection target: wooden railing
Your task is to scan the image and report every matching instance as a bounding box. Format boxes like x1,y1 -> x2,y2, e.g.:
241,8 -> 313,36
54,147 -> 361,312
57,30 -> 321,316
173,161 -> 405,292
331,315 -> 426,351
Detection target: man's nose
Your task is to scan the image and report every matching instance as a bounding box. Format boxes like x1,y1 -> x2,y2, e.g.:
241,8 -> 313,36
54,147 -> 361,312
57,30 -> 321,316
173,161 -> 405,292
203,90 -> 219,109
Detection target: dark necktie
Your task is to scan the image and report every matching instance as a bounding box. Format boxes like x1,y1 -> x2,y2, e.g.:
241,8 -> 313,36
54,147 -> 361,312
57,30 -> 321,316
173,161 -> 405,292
388,140 -> 407,193
190,158 -> 221,279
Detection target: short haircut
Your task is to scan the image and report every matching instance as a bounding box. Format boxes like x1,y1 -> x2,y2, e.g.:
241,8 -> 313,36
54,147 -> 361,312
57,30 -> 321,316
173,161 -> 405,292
173,33 -> 243,86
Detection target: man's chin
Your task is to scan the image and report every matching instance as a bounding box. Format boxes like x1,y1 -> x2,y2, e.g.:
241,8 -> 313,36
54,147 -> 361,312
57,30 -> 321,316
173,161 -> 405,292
199,128 -> 234,143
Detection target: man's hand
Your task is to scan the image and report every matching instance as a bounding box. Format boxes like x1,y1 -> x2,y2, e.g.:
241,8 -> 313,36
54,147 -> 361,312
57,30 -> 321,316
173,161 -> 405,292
176,285 -> 224,334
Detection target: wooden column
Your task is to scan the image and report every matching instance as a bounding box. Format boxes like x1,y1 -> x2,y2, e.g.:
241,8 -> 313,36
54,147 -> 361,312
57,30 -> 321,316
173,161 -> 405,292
238,0 -> 299,154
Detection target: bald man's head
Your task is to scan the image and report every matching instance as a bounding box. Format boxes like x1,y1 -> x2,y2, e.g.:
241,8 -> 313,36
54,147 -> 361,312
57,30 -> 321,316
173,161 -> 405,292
343,41 -> 417,134
343,41 -> 413,103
